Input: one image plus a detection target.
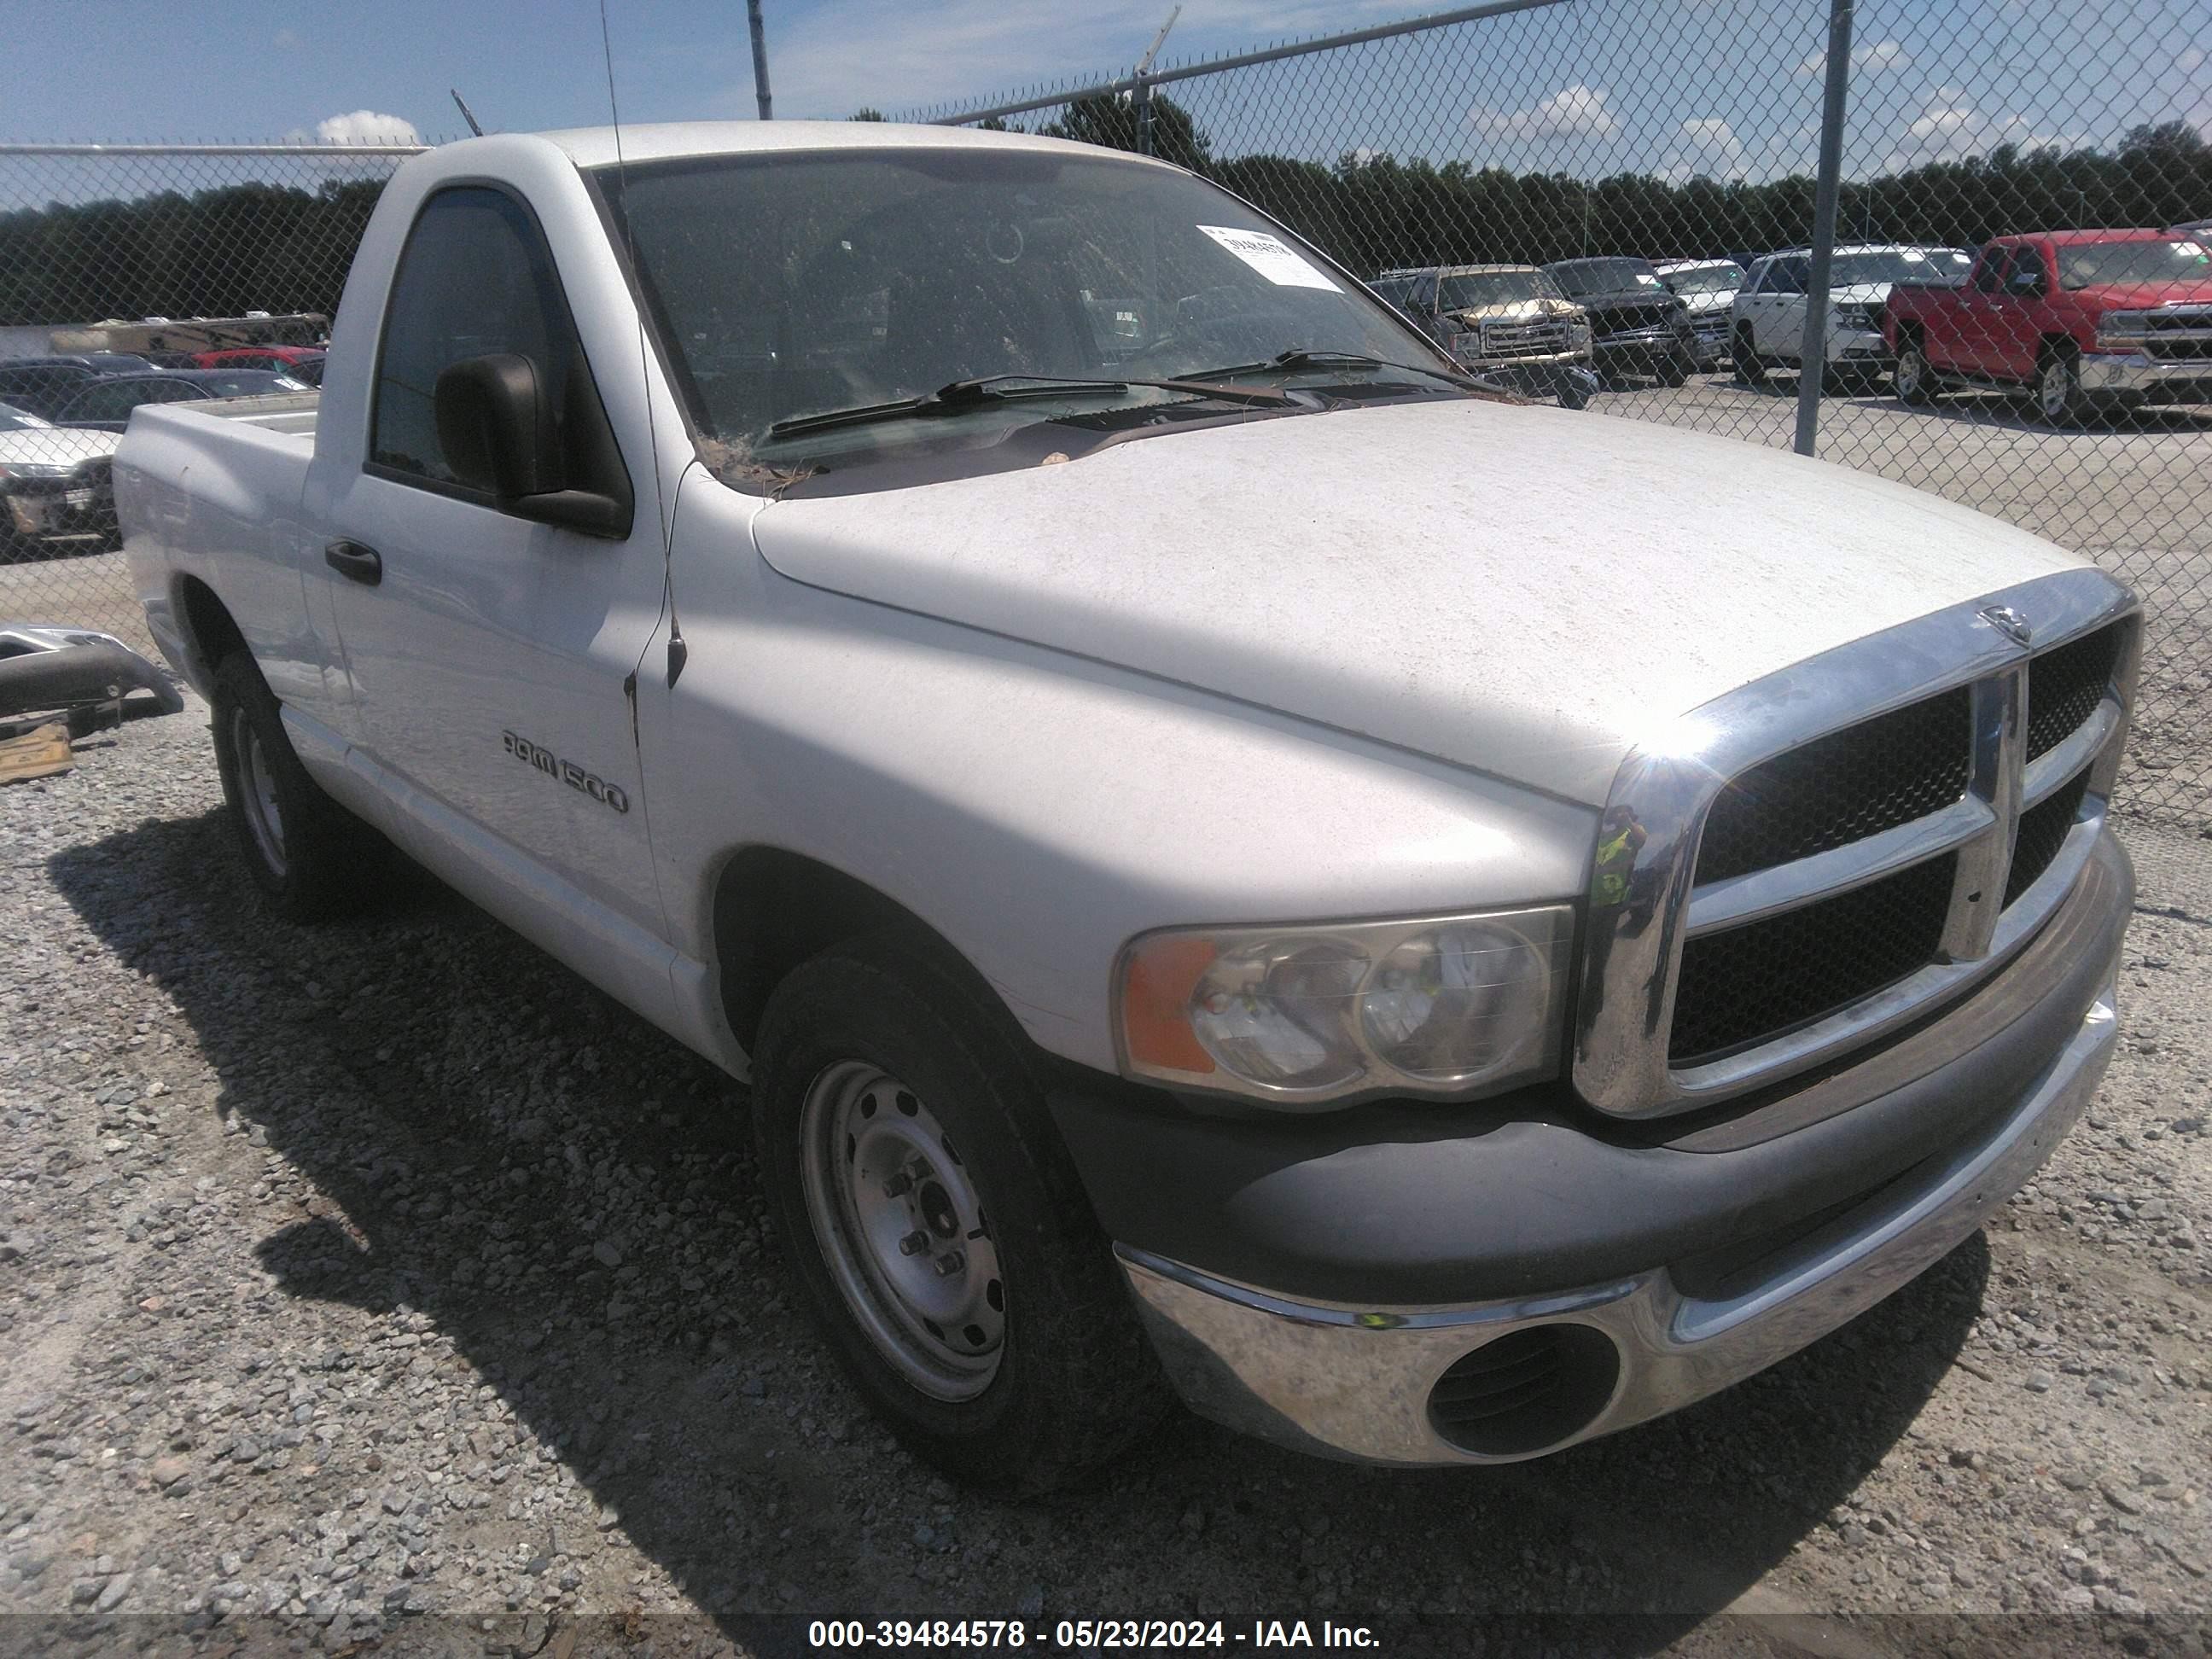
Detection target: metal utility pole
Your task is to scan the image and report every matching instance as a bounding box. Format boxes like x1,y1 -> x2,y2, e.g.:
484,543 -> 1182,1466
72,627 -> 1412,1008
1132,6 -> 1179,156
1794,0 -> 1854,457
451,90 -> 486,137
747,0 -> 773,119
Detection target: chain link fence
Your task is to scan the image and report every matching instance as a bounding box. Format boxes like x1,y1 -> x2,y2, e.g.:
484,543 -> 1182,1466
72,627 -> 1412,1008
0,143 -> 422,655
2,0 -> 2207,823
904,0 -> 2212,826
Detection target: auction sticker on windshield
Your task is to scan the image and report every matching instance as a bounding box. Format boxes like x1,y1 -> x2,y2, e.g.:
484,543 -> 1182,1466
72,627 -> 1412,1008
1196,224 -> 1342,291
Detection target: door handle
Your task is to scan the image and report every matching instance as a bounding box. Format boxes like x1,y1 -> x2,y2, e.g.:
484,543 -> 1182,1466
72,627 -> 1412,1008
324,540 -> 382,585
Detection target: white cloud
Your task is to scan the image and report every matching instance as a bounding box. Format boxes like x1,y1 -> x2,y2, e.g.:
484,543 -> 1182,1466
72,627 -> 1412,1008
303,110 -> 422,146
1467,83 -> 1616,142
273,26 -> 300,50
1796,38 -> 1911,78
1877,87 -> 2062,168
1661,117 -> 1749,183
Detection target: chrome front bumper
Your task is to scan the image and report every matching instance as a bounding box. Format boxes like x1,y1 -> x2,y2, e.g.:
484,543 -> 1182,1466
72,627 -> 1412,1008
1120,968 -> 2118,1466
2079,352 -> 2212,399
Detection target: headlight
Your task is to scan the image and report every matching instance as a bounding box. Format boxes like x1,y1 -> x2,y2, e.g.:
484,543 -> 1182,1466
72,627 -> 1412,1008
1116,905 -> 1574,1108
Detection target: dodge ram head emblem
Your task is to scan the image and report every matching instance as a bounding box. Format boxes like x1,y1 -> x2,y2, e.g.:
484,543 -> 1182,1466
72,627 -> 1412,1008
1978,604 -> 2033,647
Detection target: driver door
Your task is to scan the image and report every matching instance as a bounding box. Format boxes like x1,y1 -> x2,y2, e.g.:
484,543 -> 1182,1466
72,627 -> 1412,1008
311,183 -> 670,940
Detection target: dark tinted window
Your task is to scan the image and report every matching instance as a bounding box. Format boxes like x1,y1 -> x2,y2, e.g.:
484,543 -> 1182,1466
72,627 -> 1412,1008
1971,247 -> 2009,293
2008,246 -> 2050,294
1764,258 -> 1809,295
371,187 -> 575,484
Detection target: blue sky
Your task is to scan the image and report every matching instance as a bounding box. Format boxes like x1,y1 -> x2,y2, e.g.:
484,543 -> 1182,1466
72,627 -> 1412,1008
2,0 -> 2206,182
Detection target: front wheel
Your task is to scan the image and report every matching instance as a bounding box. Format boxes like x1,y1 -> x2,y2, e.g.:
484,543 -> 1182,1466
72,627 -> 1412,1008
1894,340 -> 1940,405
1656,350 -> 1692,389
2036,349 -> 2088,426
752,934 -> 1168,1494
1732,326 -> 1767,386
1557,379 -> 1591,411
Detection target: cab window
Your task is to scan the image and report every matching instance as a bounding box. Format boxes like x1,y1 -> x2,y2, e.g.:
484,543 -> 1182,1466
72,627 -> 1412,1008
1971,248 -> 2011,294
370,186 -> 583,487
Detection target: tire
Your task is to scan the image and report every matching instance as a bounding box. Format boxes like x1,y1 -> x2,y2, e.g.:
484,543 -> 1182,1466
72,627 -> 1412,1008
2035,347 -> 2088,427
208,651 -> 389,922
1732,325 -> 1766,386
1557,381 -> 1591,411
1894,339 -> 1940,406
1657,350 -> 1691,389
752,933 -> 1170,1494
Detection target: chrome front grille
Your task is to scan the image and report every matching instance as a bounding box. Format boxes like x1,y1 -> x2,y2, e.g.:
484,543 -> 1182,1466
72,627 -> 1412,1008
1670,854 -> 1956,1066
1480,319 -> 1571,356
2139,306 -> 2212,362
1575,570 -> 2138,1118
1696,688 -> 1972,882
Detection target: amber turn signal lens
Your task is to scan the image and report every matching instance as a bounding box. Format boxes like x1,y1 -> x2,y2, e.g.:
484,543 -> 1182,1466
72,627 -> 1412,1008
1120,934 -> 1218,1075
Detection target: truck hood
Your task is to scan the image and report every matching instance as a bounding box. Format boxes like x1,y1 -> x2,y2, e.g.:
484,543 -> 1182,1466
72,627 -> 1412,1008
751,398 -> 2081,806
1442,296 -> 1584,329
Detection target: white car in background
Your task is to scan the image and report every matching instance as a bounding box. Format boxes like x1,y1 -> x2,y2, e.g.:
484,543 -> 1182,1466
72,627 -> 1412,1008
0,400 -> 120,561
1653,258 -> 1745,368
1731,244 -> 1974,391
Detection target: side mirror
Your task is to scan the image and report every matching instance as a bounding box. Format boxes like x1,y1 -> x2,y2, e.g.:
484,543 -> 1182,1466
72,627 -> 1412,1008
435,353 -> 562,498
2007,271 -> 2042,296
434,353 -> 631,537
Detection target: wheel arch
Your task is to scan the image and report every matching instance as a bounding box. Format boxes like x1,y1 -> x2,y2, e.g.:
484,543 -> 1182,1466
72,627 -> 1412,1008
172,573 -> 248,687
710,845 -> 1006,1056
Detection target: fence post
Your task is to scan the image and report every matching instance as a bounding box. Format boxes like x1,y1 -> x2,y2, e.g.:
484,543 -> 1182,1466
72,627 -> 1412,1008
1132,73 -> 1154,156
1793,0 -> 1854,458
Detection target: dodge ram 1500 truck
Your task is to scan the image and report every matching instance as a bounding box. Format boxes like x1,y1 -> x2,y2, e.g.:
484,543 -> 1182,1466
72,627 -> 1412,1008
1885,230 -> 2212,422
119,122 -> 2139,1494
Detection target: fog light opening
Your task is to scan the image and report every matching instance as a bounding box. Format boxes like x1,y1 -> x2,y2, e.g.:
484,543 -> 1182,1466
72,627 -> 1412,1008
1426,1324 -> 1621,1458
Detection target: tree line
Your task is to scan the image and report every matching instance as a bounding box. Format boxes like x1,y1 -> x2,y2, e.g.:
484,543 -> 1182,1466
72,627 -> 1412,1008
2,108 -> 2205,328
0,176 -> 387,329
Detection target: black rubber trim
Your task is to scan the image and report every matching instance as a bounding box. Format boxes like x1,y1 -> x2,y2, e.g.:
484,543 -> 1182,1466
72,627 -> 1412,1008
1047,834 -> 2129,1306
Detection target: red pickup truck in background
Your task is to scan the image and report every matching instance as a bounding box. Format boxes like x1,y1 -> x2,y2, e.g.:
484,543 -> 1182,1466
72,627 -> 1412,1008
1884,229 -> 2212,422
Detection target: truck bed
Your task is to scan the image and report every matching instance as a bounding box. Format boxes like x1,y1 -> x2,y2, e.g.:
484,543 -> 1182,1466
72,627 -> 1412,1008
115,391 -> 324,702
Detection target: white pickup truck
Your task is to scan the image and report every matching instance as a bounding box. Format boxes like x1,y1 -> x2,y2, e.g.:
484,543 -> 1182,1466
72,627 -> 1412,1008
119,122 -> 2139,1494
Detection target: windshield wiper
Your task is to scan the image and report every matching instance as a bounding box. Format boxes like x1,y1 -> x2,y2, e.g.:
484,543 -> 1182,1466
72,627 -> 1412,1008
1179,348 -> 1481,391
766,372 -> 1290,440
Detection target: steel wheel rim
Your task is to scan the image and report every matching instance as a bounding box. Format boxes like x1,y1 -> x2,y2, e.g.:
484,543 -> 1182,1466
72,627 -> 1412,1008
2040,360 -> 2068,419
1897,347 -> 1923,396
233,708 -> 287,876
799,1059 -> 1004,1400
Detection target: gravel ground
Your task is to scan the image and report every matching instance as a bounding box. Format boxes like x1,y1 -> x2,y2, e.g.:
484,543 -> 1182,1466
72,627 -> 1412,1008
2,699 -> 2209,1659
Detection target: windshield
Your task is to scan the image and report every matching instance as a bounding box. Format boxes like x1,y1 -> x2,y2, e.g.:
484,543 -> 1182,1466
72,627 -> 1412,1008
1919,247 -> 1975,283
1657,263 -> 1743,296
0,402 -> 56,432
1436,270 -> 1563,309
1829,249 -> 1954,287
2058,237 -> 2211,288
597,148 -> 1438,464
1547,259 -> 1665,297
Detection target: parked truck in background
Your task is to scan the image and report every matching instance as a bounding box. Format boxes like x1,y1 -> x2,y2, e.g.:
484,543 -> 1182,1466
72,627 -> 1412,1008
118,122 -> 2139,1494
1886,230 -> 2212,422
1376,262 -> 1598,407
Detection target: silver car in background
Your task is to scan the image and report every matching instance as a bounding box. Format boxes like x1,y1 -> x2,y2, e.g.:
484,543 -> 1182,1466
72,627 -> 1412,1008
1655,258 -> 1746,369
